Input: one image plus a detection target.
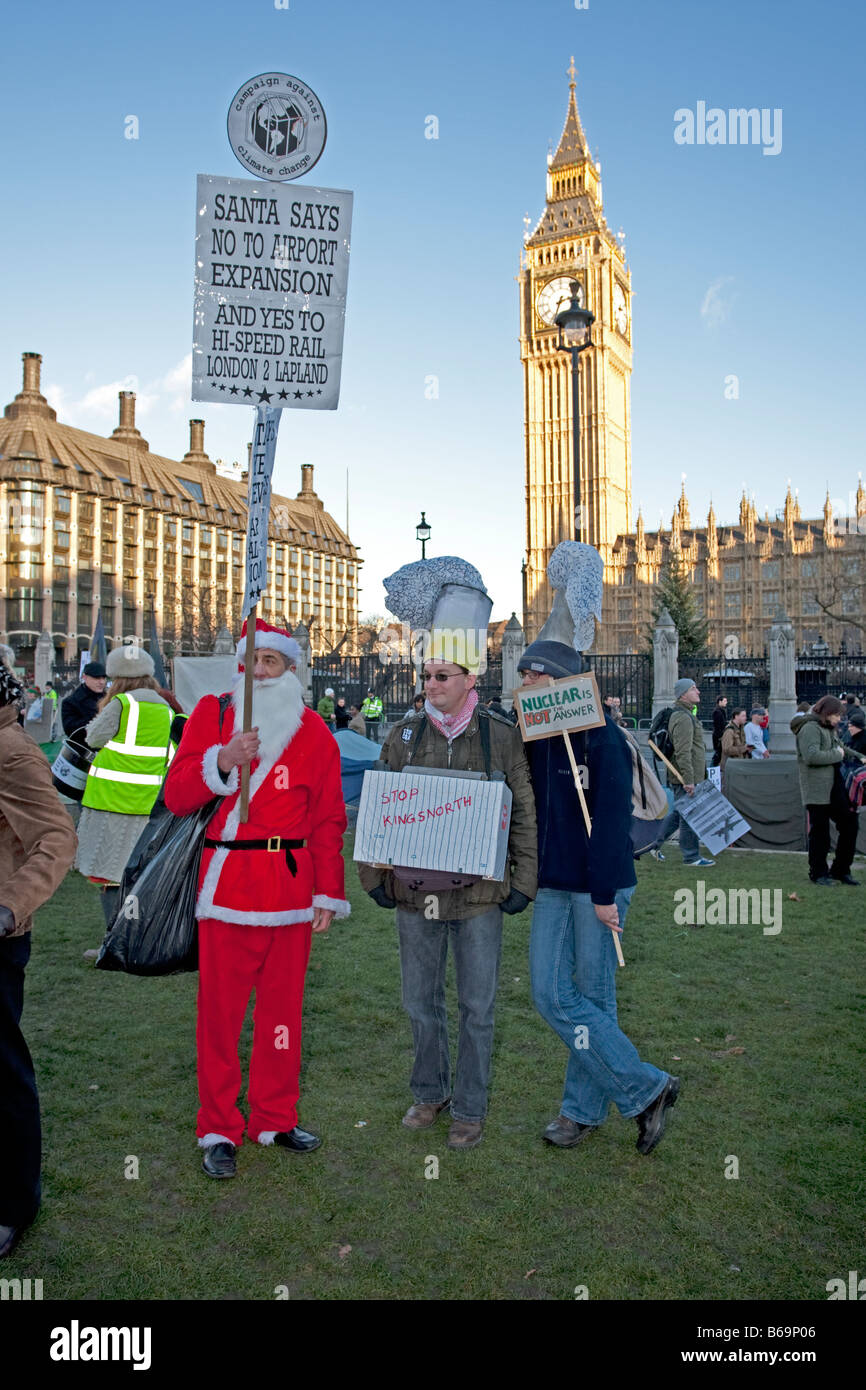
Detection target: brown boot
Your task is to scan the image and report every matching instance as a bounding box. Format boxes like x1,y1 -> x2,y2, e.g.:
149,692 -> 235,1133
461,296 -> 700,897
402,1098 -> 451,1130
447,1119 -> 483,1150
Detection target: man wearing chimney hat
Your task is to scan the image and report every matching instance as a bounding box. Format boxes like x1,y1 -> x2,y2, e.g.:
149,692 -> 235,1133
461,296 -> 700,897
518,639 -> 679,1155
164,618 -> 349,1180
358,558 -> 538,1151
517,542 -> 679,1157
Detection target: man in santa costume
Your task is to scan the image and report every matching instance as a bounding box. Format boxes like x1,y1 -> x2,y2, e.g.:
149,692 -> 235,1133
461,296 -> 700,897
164,618 -> 349,1179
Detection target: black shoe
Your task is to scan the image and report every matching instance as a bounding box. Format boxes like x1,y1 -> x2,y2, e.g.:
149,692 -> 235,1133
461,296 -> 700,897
831,873 -> 860,886
811,875 -> 839,886
542,1116 -> 597,1148
201,1141 -> 237,1178
0,1223 -> 27,1259
273,1126 -> 321,1153
635,1077 -> 680,1155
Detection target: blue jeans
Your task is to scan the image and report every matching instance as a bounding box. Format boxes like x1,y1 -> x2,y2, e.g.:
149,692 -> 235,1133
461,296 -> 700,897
395,907 -> 503,1122
659,786 -> 701,862
530,887 -> 668,1126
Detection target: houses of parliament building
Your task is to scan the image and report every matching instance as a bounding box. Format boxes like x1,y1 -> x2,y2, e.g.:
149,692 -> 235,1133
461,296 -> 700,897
0,352 -> 360,668
520,67 -> 865,655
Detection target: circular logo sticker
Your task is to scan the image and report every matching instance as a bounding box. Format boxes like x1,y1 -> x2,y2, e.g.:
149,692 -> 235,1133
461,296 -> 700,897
227,72 -> 327,182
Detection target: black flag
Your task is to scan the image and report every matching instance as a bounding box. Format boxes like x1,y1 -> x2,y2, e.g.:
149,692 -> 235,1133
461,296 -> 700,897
149,601 -> 168,688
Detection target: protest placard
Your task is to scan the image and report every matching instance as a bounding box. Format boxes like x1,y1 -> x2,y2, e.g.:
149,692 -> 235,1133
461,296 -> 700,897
242,403 -> 280,618
512,670 -> 605,741
514,670 -> 623,966
192,174 -> 352,409
353,769 -> 512,881
675,779 -> 751,856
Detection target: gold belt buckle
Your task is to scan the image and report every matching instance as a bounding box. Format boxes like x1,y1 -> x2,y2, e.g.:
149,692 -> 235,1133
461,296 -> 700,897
267,836 -> 281,852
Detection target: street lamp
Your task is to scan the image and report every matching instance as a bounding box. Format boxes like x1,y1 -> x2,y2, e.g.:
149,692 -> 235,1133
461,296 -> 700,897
416,511 -> 431,560
555,280 -> 595,544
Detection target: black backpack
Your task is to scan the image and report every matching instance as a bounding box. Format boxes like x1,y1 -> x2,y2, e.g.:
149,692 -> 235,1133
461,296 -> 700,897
648,706 -> 676,764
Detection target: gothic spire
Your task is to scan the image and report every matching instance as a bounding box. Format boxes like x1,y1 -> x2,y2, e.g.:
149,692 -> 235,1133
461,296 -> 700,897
550,57 -> 591,170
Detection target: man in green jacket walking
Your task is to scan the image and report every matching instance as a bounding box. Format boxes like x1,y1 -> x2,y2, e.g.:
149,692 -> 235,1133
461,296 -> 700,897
658,677 -> 715,867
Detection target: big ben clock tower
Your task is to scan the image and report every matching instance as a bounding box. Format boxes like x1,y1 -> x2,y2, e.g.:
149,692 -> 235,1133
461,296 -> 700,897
520,60 -> 633,641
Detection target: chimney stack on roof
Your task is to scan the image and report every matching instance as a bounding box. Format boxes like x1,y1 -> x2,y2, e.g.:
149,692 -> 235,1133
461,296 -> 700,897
182,417 -> 214,470
3,351 -> 57,421
111,390 -> 148,449
298,463 -> 322,507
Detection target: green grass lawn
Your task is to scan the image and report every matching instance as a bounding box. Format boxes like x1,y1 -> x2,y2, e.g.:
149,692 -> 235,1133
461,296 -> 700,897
11,838 -> 865,1301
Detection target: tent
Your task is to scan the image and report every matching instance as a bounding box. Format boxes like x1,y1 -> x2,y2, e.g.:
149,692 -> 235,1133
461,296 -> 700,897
335,728 -> 379,804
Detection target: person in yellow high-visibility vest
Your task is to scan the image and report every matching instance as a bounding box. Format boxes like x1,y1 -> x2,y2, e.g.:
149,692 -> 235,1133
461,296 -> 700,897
74,646 -> 174,937
360,689 -> 383,743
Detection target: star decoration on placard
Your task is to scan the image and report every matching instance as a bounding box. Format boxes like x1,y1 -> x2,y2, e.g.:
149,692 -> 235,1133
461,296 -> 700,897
229,385 -> 239,395
294,390 -> 303,399
243,387 -> 254,398
278,390 -> 289,400
258,390 -> 272,403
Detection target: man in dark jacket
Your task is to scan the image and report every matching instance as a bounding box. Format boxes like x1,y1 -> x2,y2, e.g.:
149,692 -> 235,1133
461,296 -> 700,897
60,663 -> 106,743
657,677 -> 714,867
519,640 -> 679,1155
711,696 -> 728,762
847,708 -> 866,757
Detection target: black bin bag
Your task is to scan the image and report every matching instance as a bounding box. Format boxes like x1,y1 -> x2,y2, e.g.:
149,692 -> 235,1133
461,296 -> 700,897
96,803 -> 215,976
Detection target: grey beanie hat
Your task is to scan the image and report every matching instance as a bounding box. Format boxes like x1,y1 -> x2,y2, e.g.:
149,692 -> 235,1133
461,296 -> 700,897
674,676 -> 696,699
106,645 -> 155,679
517,639 -> 585,679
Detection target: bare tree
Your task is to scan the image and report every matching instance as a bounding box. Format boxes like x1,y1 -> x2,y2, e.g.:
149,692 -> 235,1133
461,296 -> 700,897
808,551 -> 866,638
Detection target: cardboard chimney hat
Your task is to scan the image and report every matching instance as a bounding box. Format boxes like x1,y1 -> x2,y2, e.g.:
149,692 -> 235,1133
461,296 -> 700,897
383,556 -> 492,674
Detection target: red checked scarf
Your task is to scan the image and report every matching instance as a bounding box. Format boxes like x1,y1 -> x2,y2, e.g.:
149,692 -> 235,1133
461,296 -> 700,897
424,687 -> 479,743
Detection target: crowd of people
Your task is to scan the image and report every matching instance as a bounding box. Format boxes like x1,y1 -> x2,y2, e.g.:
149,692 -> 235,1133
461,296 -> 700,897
1,628 -> 863,1256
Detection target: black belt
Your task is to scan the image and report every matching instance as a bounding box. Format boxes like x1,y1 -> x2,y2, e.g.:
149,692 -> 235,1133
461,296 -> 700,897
204,837 -> 306,876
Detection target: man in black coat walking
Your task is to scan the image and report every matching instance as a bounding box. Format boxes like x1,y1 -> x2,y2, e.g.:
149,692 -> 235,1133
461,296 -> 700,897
711,696 -> 728,764
60,663 -> 106,745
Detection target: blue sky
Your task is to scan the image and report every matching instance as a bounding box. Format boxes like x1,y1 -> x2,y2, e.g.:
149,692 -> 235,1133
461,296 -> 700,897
2,0 -> 863,621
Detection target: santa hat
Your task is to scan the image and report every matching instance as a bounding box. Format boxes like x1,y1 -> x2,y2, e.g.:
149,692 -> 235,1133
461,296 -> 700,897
236,617 -> 301,667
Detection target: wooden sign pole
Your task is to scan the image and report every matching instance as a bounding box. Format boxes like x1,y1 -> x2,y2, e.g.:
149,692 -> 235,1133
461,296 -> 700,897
239,607 -> 257,823
648,739 -> 685,785
562,728 -> 625,969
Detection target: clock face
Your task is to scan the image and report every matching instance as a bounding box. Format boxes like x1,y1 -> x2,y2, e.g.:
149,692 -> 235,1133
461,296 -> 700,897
613,283 -> 628,335
536,276 -> 583,327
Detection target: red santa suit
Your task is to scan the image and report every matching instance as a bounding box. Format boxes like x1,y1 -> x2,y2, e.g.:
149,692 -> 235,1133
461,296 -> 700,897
164,651 -> 349,1148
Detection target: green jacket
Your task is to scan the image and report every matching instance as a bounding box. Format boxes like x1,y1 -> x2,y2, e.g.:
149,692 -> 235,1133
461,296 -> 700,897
669,700 -> 706,786
794,714 -> 844,806
361,695 -> 382,720
357,708 -> 537,918
317,695 -> 335,722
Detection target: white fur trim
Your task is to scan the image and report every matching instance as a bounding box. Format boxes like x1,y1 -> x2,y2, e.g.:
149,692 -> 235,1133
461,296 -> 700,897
230,669 -> 305,766
236,630 -> 301,664
313,895 -> 351,919
256,1131 -> 277,1146
202,744 -> 239,797
196,903 -> 315,926
198,1133 -> 233,1148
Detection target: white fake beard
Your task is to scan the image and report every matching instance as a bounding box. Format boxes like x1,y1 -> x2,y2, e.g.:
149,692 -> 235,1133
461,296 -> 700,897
231,667 -> 305,765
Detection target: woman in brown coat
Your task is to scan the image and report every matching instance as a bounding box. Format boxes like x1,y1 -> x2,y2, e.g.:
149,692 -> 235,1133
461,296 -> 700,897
0,660 -> 77,1258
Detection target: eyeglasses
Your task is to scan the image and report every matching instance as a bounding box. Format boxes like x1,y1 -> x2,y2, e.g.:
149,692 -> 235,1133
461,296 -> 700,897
423,670 -> 463,683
